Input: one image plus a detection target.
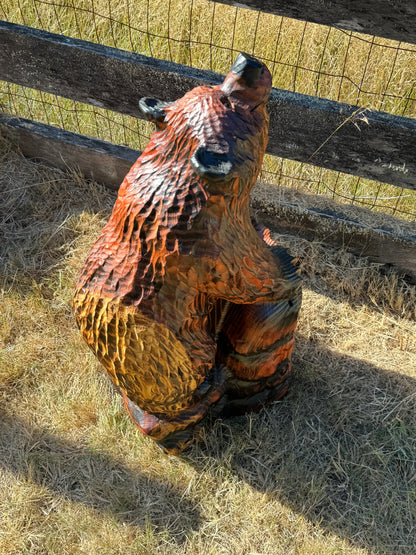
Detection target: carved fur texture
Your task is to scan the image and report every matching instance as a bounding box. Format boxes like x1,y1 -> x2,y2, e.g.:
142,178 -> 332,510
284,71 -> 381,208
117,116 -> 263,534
74,53 -> 302,454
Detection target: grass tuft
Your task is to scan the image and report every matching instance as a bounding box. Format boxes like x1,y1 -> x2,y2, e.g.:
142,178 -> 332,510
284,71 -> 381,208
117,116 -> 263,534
1,138 -> 415,553
1,0 -> 416,218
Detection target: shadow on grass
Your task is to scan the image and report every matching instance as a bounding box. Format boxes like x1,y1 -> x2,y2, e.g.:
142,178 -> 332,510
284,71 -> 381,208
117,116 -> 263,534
1,145 -> 414,551
0,410 -> 201,544
186,338 -> 416,554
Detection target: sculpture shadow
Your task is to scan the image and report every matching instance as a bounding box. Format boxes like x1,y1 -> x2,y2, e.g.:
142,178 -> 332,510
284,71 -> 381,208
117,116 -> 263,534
0,410 -> 200,544
185,337 -> 416,553
2,145 -> 414,551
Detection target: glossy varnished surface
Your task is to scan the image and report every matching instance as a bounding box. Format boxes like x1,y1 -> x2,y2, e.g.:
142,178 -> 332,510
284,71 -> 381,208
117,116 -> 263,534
74,53 -> 302,453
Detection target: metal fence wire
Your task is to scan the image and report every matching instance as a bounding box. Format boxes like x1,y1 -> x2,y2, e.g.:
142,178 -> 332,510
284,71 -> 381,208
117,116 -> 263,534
1,0 -> 416,220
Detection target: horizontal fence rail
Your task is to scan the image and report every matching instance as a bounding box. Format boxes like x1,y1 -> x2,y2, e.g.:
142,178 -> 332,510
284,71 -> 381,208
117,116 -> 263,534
1,20 -> 416,191
0,114 -> 137,187
2,113 -> 415,281
209,0 -> 416,45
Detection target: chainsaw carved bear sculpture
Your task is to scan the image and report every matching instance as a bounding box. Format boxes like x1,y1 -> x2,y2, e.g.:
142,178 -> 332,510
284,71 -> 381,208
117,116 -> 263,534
74,53 -> 302,454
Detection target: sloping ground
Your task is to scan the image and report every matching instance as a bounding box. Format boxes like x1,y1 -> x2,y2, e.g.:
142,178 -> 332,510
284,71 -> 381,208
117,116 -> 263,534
0,138 -> 415,554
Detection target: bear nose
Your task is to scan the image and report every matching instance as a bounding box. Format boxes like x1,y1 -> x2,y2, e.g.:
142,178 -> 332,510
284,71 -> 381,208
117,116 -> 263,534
230,52 -> 263,87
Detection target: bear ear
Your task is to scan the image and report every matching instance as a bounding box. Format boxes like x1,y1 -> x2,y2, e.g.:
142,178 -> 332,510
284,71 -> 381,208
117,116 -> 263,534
191,146 -> 234,182
139,97 -> 169,125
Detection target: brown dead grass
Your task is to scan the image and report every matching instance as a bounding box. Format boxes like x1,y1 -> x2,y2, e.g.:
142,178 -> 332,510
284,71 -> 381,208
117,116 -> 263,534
1,137 -> 416,554
2,0 -> 416,219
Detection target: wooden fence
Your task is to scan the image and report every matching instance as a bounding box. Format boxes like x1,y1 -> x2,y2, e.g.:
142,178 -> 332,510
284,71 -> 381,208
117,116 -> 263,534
1,14 -> 416,280
209,0 -> 416,44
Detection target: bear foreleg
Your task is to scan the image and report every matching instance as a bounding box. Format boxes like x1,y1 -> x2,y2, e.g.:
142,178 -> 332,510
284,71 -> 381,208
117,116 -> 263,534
216,241 -> 302,416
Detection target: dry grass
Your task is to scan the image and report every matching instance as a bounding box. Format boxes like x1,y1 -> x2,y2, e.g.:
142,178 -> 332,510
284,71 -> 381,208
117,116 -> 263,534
1,0 -> 416,218
1,137 -> 416,554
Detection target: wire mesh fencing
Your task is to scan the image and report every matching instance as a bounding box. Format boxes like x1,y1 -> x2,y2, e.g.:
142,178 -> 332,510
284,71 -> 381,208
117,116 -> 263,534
1,0 -> 415,220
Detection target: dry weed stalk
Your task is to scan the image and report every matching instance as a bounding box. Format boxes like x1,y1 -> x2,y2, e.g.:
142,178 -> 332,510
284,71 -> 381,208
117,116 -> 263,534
0,138 -> 415,554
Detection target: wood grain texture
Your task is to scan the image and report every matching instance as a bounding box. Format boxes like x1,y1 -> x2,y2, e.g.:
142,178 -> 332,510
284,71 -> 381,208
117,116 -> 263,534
251,182 -> 416,283
208,0 -> 416,45
0,114 -> 416,282
2,115 -> 415,282
2,20 -> 416,190
73,54 -> 302,453
0,114 -> 137,186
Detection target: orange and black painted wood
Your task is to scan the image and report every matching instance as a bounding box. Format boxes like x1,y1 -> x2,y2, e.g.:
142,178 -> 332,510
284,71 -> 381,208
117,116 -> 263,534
74,53 -> 302,454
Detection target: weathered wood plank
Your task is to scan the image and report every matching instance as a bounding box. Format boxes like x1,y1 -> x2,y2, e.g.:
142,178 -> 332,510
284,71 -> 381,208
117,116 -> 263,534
1,115 -> 415,281
0,20 -> 221,115
251,183 -> 416,282
0,114 -> 137,187
1,21 -> 416,191
267,90 -> 416,191
208,0 -> 416,45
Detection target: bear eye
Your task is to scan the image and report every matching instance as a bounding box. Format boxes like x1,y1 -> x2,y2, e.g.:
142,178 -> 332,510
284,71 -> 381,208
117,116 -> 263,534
219,95 -> 232,109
